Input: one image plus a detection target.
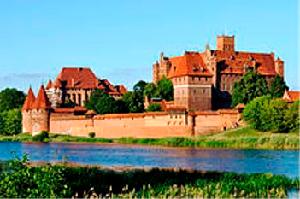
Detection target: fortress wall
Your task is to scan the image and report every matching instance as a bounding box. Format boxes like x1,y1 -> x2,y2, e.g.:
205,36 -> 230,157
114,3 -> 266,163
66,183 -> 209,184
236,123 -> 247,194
49,110 -> 240,138
193,109 -> 240,135
50,112 -> 191,138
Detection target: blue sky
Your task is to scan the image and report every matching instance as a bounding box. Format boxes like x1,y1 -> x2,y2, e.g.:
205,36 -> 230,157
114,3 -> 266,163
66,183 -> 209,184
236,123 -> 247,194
0,0 -> 298,93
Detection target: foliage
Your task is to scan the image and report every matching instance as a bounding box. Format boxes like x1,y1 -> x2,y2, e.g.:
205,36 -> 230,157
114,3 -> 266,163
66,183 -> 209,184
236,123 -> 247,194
155,76 -> 174,101
1,156 -> 298,198
269,75 -> 289,98
0,88 -> 25,112
231,71 -> 268,107
85,89 -> 127,114
0,154 -> 71,198
0,108 -> 22,135
243,96 -> 298,132
32,131 -> 49,142
88,132 -> 96,138
146,103 -> 162,112
122,91 -> 144,113
283,101 -> 300,132
144,77 -> 174,101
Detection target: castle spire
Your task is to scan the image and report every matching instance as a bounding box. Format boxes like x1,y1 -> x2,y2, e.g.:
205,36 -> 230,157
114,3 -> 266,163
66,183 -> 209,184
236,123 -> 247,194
33,85 -> 51,109
22,87 -> 36,111
46,79 -> 53,90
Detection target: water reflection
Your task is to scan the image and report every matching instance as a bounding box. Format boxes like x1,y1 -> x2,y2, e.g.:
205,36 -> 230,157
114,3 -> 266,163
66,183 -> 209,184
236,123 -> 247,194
0,142 -> 298,178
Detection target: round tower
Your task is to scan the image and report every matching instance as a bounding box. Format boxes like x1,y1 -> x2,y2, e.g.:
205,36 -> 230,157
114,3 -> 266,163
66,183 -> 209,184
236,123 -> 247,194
22,87 -> 36,133
31,85 -> 51,135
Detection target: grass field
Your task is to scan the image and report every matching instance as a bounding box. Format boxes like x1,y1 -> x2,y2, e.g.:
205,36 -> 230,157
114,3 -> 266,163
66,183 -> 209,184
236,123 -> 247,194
0,126 -> 299,149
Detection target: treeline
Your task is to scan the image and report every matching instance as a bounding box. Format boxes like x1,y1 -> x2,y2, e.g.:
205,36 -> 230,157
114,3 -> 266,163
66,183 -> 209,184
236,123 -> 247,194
231,71 -> 299,133
85,76 -> 173,114
0,88 -> 25,135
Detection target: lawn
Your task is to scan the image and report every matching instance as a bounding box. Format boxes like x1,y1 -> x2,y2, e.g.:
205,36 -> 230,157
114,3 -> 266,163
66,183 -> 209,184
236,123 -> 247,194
0,126 -> 299,150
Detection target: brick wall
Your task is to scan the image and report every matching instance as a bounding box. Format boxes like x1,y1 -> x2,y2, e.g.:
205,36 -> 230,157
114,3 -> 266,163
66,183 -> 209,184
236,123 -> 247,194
48,110 -> 241,138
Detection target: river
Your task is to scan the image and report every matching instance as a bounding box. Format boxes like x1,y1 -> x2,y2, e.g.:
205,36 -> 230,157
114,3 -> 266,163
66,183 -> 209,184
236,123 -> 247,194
0,142 -> 298,178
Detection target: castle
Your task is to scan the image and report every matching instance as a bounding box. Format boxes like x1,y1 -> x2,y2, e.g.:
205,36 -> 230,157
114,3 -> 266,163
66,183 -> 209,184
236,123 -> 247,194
22,35 -> 284,138
153,35 -> 284,111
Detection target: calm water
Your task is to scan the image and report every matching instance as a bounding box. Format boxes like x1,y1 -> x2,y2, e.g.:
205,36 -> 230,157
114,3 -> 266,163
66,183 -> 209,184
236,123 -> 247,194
0,142 -> 299,178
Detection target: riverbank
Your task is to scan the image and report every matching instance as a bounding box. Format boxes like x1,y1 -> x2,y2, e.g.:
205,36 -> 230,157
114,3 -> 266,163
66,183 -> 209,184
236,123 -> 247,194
0,157 -> 299,198
0,127 -> 299,149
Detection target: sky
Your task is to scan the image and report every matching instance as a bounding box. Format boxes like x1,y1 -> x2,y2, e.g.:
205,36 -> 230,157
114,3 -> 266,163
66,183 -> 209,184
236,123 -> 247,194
0,0 -> 298,93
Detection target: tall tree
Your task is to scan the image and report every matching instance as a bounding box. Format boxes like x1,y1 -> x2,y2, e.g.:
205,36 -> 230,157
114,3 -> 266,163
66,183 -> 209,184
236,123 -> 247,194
231,71 -> 268,106
269,75 -> 289,98
0,88 -> 25,112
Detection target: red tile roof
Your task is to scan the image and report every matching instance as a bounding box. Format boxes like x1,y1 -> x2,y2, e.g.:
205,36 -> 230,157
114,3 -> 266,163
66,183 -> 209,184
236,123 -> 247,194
283,91 -> 300,102
55,67 -> 99,89
212,50 -> 276,75
32,85 -> 51,109
167,51 -> 213,78
22,87 -> 36,111
51,67 -> 127,95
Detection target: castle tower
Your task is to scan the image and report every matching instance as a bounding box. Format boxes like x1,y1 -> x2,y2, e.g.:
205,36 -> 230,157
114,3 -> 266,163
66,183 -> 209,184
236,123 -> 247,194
275,57 -> 284,77
216,35 -> 235,52
22,87 -> 36,133
152,52 -> 171,83
31,85 -> 51,135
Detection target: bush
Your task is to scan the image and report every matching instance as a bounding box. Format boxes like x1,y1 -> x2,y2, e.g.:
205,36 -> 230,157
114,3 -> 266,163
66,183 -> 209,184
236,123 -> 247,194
88,132 -> 96,138
0,154 -> 70,198
243,97 -> 298,132
32,131 -> 49,142
0,109 -> 22,136
146,103 -> 162,112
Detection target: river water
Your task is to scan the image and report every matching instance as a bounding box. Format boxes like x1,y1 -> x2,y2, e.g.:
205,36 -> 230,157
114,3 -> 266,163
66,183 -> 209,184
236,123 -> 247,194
0,142 -> 298,178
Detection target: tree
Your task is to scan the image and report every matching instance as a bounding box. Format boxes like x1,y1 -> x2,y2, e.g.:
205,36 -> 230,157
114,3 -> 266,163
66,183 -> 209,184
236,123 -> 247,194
156,76 -> 174,101
269,75 -> 288,98
122,91 -> 144,113
283,101 -> 300,132
144,83 -> 157,99
0,88 -> 25,112
243,96 -> 271,131
146,103 -> 162,112
85,90 -> 118,114
1,109 -> 22,135
232,71 -> 268,107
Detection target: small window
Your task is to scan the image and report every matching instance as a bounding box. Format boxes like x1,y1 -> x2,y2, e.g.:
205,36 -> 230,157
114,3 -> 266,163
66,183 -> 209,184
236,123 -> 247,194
194,90 -> 196,94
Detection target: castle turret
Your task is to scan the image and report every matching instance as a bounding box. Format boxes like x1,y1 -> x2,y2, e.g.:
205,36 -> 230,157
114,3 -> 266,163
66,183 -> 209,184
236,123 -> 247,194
31,85 -> 51,135
275,57 -> 284,77
22,87 -> 36,133
216,35 -> 235,52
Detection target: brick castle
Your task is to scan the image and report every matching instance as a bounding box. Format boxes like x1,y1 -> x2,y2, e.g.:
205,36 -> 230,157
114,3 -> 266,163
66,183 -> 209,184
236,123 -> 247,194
22,35 -> 285,137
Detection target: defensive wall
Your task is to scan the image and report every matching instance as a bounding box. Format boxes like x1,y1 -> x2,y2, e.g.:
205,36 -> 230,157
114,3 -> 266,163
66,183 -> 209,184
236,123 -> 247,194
48,109 -> 241,138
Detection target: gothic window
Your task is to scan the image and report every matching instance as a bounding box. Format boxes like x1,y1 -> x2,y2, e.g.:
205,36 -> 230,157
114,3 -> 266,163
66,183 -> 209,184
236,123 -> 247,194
72,94 -> 76,104
78,94 -> 81,106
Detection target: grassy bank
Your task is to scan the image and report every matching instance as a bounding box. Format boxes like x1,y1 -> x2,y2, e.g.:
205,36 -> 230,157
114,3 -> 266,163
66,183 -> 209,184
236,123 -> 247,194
0,127 -> 299,149
0,156 -> 299,198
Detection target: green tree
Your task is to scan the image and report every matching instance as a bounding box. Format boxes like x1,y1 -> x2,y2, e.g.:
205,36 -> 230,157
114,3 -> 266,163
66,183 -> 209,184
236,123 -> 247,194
146,103 -> 162,112
269,75 -> 288,98
232,71 -> 268,106
243,96 -> 271,131
156,76 -> 174,101
1,109 -> 22,135
0,88 -> 25,112
283,101 -> 300,132
85,90 -> 118,114
144,83 -> 157,99
267,98 -> 288,132
122,91 -> 144,113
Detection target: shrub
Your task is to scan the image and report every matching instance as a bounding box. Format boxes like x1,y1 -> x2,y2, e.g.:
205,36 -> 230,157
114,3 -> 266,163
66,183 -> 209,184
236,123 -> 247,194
88,132 -> 96,138
32,131 -> 49,142
0,109 -> 22,136
146,103 -> 162,112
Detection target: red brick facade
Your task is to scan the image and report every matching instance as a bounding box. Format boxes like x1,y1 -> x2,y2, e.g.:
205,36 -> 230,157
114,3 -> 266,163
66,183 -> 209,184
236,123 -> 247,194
153,35 -> 284,111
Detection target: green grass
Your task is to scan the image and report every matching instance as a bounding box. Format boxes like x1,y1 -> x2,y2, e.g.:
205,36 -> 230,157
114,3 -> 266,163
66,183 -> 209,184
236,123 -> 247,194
0,126 -> 299,149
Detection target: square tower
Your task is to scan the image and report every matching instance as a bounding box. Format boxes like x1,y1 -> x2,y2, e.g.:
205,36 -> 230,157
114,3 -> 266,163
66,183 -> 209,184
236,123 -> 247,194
217,35 -> 235,52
